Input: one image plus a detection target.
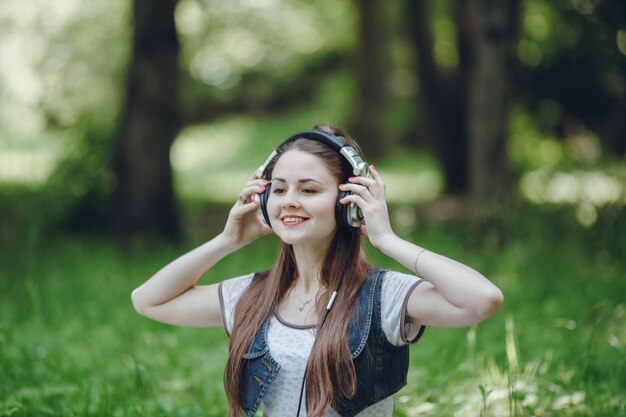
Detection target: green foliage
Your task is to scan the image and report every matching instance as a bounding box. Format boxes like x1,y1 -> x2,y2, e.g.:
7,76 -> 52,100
0,8 -> 624,416
46,124 -> 115,232
177,0 -> 356,90
0,0 -> 128,236
514,0 -> 626,151
2,0 -> 625,238
1,206 -> 624,417
0,125 -> 115,244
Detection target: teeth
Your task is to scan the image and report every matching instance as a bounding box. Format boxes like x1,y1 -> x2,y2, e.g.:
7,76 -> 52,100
283,217 -> 305,224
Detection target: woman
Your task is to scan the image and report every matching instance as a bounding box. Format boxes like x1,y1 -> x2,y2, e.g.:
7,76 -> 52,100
131,124 -> 504,417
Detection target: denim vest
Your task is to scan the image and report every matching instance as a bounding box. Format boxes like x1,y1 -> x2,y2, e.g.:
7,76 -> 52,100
238,267 -> 418,417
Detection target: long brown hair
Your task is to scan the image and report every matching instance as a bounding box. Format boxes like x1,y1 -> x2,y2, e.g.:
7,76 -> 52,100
224,124 -> 369,416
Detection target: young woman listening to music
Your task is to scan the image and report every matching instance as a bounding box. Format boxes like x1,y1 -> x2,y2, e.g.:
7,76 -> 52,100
131,124 -> 503,417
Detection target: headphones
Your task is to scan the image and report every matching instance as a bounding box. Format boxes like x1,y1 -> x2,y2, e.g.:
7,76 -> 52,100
254,129 -> 370,230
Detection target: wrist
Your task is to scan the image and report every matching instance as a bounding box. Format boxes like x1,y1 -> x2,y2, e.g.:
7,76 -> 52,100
372,232 -> 399,252
214,232 -> 243,253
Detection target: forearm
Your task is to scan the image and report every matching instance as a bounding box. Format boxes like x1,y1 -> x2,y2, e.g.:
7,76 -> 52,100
376,234 -> 503,316
131,233 -> 238,311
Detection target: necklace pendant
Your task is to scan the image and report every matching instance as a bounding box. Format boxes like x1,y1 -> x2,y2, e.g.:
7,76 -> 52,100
293,289 -> 313,313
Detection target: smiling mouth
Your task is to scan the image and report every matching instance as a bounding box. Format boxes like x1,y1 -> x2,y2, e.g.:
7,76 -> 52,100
281,216 -> 308,225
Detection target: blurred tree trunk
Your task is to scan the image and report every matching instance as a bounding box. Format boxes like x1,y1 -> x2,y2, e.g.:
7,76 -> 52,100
408,0 -> 519,201
111,0 -> 181,241
350,0 -> 389,158
606,96 -> 626,156
408,0 -> 468,193
466,0 -> 519,202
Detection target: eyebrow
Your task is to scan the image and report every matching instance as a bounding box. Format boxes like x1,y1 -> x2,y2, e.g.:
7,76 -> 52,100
271,177 -> 324,185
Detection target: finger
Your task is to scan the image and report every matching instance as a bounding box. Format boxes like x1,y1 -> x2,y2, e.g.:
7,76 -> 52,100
340,182 -> 370,193
238,184 -> 267,204
238,175 -> 263,203
339,183 -> 373,202
248,170 -> 264,180
369,165 -> 385,186
236,194 -> 249,205
370,165 -> 382,181
244,178 -> 269,189
234,198 -> 260,212
347,176 -> 376,187
339,193 -> 367,207
348,174 -> 386,198
243,184 -> 268,195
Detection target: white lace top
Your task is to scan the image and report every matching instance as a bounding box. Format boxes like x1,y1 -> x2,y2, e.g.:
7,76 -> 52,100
218,270 -> 425,417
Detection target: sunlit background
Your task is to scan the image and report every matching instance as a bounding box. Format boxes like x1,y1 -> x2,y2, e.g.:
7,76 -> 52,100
1,0 -> 625,416
1,0 -> 624,228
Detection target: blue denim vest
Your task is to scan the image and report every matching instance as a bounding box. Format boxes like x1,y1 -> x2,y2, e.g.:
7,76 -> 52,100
238,267 -> 420,416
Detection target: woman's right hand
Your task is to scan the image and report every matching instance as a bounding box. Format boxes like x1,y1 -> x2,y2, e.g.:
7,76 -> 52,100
220,173 -> 273,249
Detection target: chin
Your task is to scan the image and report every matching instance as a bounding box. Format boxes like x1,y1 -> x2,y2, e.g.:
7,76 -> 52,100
276,229 -> 335,247
276,232 -> 309,246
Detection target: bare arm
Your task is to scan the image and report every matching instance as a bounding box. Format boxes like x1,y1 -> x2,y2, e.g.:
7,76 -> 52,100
130,234 -> 237,328
130,174 -> 272,328
375,235 -> 503,328
339,166 -> 503,328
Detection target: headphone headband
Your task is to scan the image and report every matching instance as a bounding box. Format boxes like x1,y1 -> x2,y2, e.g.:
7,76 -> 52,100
255,130 -> 370,180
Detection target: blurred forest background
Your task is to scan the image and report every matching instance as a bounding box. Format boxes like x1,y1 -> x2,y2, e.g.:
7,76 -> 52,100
0,0 -> 625,416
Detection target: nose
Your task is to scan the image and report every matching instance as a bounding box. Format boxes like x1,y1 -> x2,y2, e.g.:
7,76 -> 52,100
281,189 -> 301,209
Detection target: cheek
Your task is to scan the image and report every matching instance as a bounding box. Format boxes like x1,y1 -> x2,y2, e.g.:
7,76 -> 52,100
317,196 -> 339,220
266,197 -> 280,215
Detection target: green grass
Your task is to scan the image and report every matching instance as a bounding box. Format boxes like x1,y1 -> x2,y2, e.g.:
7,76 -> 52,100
1,206 -> 625,417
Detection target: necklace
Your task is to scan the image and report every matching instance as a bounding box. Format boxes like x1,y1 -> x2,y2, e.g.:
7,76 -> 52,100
292,289 -> 315,312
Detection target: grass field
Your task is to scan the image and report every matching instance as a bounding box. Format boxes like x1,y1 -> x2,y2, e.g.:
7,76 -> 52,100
1,205 -> 625,417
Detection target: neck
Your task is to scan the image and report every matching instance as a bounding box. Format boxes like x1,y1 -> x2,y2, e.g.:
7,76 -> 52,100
291,241 -> 330,293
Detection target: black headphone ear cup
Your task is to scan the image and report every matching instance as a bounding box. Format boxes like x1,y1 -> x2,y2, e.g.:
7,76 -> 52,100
336,190 -> 352,230
260,183 -> 272,227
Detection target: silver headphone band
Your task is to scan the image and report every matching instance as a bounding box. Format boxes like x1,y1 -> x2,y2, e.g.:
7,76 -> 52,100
256,134 -> 369,180
340,146 -> 370,177
255,150 -> 278,179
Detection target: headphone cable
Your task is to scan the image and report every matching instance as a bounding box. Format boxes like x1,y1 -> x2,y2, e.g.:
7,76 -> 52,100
295,229 -> 357,416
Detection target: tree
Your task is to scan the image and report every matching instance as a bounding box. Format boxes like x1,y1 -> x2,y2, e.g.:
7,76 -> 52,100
350,0 -> 390,157
513,0 -> 626,158
466,0 -> 519,202
111,0 -> 181,241
407,0 -> 469,194
109,0 -> 350,241
407,0 -> 519,201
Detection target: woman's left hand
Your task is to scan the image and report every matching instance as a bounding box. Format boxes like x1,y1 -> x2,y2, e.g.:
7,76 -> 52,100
338,165 -> 395,248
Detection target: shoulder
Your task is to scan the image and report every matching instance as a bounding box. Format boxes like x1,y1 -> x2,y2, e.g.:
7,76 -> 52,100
372,268 -> 422,292
220,271 -> 254,290
218,272 -> 264,336
376,268 -> 426,346
361,267 -> 422,295
219,271 -> 264,302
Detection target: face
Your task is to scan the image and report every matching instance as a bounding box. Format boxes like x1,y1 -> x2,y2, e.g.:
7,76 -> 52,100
266,150 -> 339,248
